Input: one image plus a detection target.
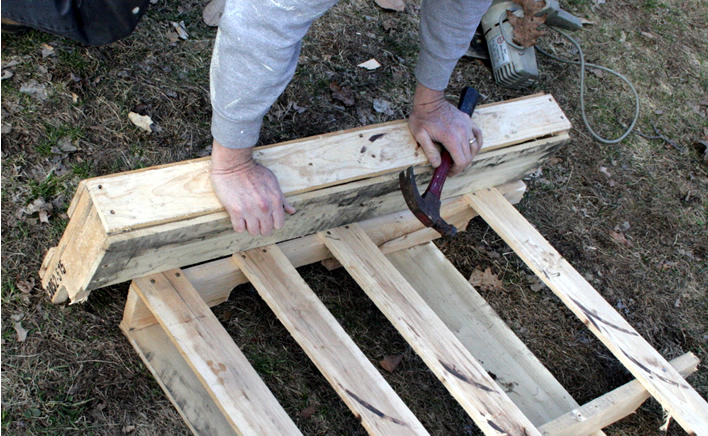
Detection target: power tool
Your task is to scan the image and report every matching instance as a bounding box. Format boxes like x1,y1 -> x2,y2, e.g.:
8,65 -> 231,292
474,0 -> 583,88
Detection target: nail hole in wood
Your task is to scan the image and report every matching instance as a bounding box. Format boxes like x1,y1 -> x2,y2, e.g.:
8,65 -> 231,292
110,210 -> 115,214
175,272 -> 181,277
98,185 -> 103,189
150,279 -> 155,283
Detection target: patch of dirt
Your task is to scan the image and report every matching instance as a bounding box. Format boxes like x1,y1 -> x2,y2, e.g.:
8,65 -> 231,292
2,0 -> 706,435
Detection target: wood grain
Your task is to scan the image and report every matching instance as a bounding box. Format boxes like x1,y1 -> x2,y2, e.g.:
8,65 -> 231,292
234,245 -> 428,435
319,224 -> 541,436
466,187 -> 708,435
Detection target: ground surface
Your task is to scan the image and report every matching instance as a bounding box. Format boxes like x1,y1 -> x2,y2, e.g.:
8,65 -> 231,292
1,0 -> 706,434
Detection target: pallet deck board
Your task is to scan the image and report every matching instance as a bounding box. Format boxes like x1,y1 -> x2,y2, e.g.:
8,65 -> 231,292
466,187 -> 708,434
40,94 -> 570,304
319,224 -> 541,436
234,245 -> 429,435
131,271 -> 302,435
387,243 -> 601,431
105,182 -> 526,332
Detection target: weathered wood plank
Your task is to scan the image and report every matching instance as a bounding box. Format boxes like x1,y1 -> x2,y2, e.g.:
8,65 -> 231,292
319,224 -> 541,436
131,271 -> 302,435
539,353 -> 700,436
387,243 -> 599,431
120,182 -> 525,331
47,131 -> 565,304
465,187 -> 708,435
87,94 -> 569,234
120,296 -> 236,436
234,245 -> 429,435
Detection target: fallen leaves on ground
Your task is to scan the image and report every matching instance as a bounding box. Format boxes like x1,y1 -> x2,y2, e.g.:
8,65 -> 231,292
610,230 -> 633,247
299,405 -> 317,419
329,82 -> 355,106
357,58 -> 381,70
507,0 -> 547,48
14,322 -> 28,342
19,80 -> 48,101
373,98 -> 394,116
171,21 -> 189,40
375,0 -> 405,11
41,43 -> 55,58
468,267 -> 503,291
128,112 -> 155,133
380,354 -> 403,373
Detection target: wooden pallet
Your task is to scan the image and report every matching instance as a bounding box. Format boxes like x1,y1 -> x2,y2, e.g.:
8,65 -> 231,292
41,95 -> 708,435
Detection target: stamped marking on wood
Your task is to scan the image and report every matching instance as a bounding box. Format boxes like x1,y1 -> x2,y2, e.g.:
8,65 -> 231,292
45,260 -> 67,297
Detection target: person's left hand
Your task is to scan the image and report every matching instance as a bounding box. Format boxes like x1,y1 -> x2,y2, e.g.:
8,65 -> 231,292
408,82 -> 483,176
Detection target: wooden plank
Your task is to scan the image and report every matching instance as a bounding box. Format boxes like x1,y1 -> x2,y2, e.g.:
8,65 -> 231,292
387,243 -> 597,430
539,353 -> 700,436
121,182 -> 525,331
120,297 -> 236,436
465,188 -> 708,435
131,271 -> 302,435
319,224 -> 541,436
86,94 -> 569,234
45,130 -> 564,304
234,245 -> 429,435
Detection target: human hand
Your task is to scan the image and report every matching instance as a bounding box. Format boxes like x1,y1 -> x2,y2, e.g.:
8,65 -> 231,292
408,82 -> 483,176
210,140 -> 296,236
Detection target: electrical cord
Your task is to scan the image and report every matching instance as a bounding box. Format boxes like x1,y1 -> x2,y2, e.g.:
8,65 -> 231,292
535,29 -> 640,144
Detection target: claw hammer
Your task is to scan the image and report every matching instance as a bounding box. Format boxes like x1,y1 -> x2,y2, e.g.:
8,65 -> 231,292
399,87 -> 480,239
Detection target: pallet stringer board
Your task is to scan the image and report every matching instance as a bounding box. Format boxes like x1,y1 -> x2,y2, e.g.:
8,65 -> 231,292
129,271 -> 302,435
40,94 -> 570,304
234,245 -> 429,435
120,181 -> 526,332
465,187 -> 708,435
319,224 -> 541,436
539,352 -> 699,436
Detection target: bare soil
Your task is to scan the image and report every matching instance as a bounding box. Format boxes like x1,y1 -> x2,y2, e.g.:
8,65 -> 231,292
2,0 -> 706,435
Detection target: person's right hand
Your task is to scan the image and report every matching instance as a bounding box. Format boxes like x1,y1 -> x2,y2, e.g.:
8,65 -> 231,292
210,140 -> 296,237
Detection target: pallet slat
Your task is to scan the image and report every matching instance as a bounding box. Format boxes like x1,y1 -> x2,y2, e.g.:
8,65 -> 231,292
234,245 -> 428,435
465,187 -> 708,435
131,271 -> 301,435
41,95 -> 570,304
121,182 -> 526,332
319,224 -> 540,436
387,243 -> 601,432
120,308 -> 236,436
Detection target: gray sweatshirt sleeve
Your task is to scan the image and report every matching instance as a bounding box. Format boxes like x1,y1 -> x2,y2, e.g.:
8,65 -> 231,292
210,0 -> 337,149
415,0 -> 491,91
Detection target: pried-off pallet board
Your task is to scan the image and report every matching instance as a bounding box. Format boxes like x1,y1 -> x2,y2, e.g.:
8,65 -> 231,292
41,94 -> 570,304
119,187 -> 705,435
42,94 -> 707,435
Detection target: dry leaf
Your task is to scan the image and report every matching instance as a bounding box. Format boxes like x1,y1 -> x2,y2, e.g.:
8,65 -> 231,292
1,69 -> 13,80
14,322 -> 28,342
70,92 -> 79,103
579,17 -> 596,25
41,43 -> 55,58
128,112 -> 154,133
373,98 -> 394,116
609,230 -> 633,247
299,405 -> 317,419
20,80 -> 48,101
507,0 -> 547,48
122,425 -> 136,433
599,166 -> 612,177
375,0 -> 405,11
171,21 -> 189,39
468,267 -> 503,291
357,58 -> 381,70
166,31 -> 180,43
17,279 -> 34,294
329,82 -> 355,106
380,354 -> 403,373
203,0 -> 225,26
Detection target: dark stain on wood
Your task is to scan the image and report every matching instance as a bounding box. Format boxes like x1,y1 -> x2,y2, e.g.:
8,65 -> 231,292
571,297 -> 639,336
369,133 -> 385,142
439,360 -> 497,393
344,388 -> 407,425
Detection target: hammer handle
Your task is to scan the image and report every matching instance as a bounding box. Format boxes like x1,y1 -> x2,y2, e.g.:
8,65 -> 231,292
424,87 -> 481,199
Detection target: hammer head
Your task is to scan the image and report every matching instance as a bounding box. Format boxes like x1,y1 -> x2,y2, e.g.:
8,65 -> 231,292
399,167 -> 457,239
